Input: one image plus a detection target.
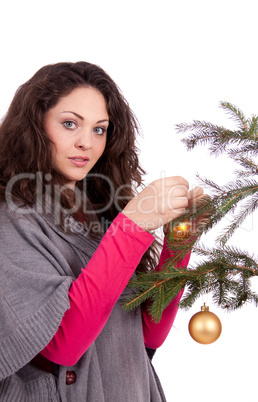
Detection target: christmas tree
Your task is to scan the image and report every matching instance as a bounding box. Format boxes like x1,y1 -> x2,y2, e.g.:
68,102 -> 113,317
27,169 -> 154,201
123,102 -> 258,323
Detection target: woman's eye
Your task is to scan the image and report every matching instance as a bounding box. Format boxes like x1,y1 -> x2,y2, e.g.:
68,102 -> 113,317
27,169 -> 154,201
63,121 -> 76,130
93,127 -> 106,135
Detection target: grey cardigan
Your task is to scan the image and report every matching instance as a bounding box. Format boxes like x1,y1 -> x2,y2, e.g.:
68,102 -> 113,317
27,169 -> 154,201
0,204 -> 166,402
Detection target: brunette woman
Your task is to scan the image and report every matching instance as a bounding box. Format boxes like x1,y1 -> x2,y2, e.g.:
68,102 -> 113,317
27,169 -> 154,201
0,62 -> 204,401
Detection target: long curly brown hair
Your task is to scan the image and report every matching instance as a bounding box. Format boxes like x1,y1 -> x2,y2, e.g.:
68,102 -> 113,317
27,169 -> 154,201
0,61 -> 160,271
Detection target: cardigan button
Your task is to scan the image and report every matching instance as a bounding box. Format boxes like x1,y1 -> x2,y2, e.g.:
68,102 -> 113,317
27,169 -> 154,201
66,371 -> 76,385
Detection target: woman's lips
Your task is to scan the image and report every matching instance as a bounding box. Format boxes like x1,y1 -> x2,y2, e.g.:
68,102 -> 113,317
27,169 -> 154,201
68,156 -> 89,167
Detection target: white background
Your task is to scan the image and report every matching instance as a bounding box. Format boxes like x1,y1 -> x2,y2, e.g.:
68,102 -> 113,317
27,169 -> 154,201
1,1 -> 258,401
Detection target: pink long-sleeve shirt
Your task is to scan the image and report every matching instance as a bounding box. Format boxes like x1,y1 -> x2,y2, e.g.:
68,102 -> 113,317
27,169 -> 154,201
41,213 -> 190,366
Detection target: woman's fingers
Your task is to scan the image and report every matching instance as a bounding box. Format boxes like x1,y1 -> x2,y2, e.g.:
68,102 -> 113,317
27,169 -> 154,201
187,186 -> 204,203
122,176 -> 189,230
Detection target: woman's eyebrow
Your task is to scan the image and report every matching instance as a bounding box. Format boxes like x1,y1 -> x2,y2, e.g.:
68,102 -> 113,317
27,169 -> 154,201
97,119 -> 109,124
62,111 -> 84,120
61,112 -> 109,124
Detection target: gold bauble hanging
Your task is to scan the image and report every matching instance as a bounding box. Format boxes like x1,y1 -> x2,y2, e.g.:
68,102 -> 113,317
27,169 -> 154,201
188,303 -> 222,344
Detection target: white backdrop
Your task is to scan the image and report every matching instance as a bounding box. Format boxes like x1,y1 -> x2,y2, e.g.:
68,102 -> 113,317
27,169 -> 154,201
1,1 -> 258,401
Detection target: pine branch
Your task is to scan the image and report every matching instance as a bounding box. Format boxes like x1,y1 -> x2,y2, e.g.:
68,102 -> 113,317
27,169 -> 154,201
176,120 -> 240,155
178,244 -> 258,311
123,241 -> 258,320
234,156 -> 258,177
186,176 -> 258,241
123,101 -> 258,321
217,194 -> 258,245
123,267 -> 188,322
177,102 -> 258,159
220,101 -> 249,131
228,143 -> 258,157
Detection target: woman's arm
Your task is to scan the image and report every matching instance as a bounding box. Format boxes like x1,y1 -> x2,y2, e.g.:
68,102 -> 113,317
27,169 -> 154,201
142,184 -> 210,349
142,238 -> 190,349
41,213 -> 154,366
41,180 -> 205,364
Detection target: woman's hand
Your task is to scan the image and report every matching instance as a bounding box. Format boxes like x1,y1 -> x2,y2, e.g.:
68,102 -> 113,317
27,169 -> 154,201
163,186 -> 211,237
188,186 -> 212,235
122,176 -> 189,231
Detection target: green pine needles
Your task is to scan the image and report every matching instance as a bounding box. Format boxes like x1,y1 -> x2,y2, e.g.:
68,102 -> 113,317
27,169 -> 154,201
123,102 -> 258,323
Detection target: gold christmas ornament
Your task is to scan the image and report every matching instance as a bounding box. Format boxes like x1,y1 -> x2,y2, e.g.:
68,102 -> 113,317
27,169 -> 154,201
173,221 -> 192,240
188,303 -> 222,344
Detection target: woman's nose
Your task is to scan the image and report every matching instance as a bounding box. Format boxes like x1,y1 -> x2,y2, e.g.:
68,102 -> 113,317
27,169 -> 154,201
75,130 -> 92,150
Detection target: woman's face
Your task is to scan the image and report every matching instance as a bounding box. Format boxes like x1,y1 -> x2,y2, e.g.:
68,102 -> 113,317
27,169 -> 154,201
45,86 -> 109,188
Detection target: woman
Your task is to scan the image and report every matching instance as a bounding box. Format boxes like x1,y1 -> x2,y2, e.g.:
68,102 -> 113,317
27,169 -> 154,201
0,62 -> 204,401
